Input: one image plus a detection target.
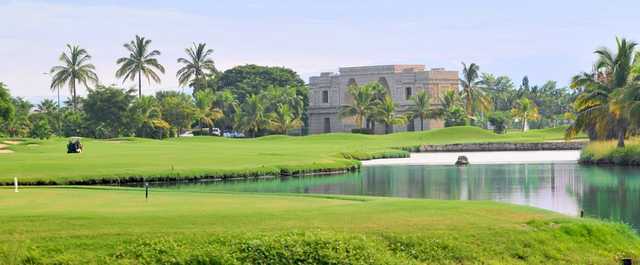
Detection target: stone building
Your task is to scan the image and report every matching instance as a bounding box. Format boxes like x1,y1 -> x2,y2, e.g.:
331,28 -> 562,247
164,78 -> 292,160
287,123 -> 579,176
308,64 -> 459,134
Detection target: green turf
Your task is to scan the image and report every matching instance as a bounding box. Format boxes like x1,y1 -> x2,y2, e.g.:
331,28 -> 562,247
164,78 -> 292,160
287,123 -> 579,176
0,126 -> 575,184
0,187 -> 637,264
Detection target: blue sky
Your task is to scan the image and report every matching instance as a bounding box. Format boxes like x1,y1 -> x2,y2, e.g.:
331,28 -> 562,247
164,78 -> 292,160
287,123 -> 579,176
1,0 -> 639,103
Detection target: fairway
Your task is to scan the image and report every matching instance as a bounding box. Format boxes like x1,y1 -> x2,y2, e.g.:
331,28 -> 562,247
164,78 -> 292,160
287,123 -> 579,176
1,187 -> 638,264
0,126 -> 573,185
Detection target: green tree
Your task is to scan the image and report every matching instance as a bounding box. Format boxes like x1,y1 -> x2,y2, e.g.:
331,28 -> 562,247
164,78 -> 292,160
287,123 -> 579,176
49,45 -> 99,110
116,35 -> 165,98
237,94 -> 267,138
29,118 -> 52,139
487,111 -> 511,134
374,95 -> 406,134
460,62 -> 491,121
158,92 -> 195,137
407,90 -> 439,131
177,43 -> 217,92
567,37 -> 638,147
268,104 -> 303,135
338,83 -> 377,129
0,83 -> 15,133
194,89 -> 223,134
7,97 -> 33,137
511,97 -> 540,132
83,85 -> 135,138
128,96 -> 169,139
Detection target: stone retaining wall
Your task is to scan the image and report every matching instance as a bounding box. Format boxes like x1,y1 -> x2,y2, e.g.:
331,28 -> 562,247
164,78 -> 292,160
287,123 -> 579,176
414,142 -> 586,152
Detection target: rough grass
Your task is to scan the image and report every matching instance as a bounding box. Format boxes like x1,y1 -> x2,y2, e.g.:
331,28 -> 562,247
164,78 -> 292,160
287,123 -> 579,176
580,138 -> 640,165
0,187 -> 637,264
0,126 -> 572,185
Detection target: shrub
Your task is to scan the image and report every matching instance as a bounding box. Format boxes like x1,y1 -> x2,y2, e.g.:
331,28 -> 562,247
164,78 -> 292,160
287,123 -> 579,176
29,119 -> 52,139
351,128 -> 374,134
487,111 -> 510,134
580,139 -> 640,165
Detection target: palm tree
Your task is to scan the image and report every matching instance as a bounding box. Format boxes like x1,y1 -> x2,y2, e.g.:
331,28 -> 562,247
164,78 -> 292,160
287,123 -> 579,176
338,83 -> 377,129
407,90 -> 439,131
177,43 -> 216,91
49,44 -> 99,110
238,94 -> 267,137
374,95 -> 407,134
567,37 -> 639,147
194,90 -> 223,134
116,35 -> 165,98
268,104 -> 303,134
511,97 -> 540,132
460,62 -> 491,120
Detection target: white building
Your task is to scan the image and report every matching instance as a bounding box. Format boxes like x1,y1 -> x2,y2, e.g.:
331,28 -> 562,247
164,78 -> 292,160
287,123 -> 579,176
308,64 -> 459,134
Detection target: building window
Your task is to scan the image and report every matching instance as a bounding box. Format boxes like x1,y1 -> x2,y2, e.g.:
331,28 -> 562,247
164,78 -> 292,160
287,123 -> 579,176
322,90 -> 329,103
323,118 -> 331,133
405,87 -> 412,100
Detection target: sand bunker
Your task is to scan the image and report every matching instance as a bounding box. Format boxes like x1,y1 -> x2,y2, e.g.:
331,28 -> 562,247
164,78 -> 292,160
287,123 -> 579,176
3,140 -> 21,145
27,144 -> 40,147
0,149 -> 14,154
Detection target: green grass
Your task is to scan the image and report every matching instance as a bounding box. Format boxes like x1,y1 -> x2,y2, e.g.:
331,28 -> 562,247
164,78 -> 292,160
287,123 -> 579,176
0,187 -> 637,264
580,138 -> 640,165
0,126 -> 573,185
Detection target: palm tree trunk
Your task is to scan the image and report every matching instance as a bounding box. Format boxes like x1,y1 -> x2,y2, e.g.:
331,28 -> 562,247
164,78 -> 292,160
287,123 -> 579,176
420,118 -> 424,131
385,124 -> 392,134
617,127 -> 626,148
71,80 -> 77,111
138,71 -> 142,98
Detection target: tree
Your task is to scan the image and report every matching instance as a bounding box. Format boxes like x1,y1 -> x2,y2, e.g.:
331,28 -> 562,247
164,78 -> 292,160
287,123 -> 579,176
237,94 -> 267,137
194,89 -> 223,134
268,104 -> 303,135
374,95 -> 406,134
435,90 -> 467,127
487,111 -> 510,134
49,44 -> 99,110
177,43 -> 217,91
407,90 -> 439,131
83,85 -> 135,138
128,96 -> 170,139
479,73 -> 516,111
0,83 -> 15,132
158,91 -> 195,137
7,97 -> 32,137
35,99 -> 60,135
511,97 -> 540,132
460,62 -> 491,121
116,35 -> 165,98
567,37 -> 638,147
338,83 -> 377,129
29,118 -> 52,139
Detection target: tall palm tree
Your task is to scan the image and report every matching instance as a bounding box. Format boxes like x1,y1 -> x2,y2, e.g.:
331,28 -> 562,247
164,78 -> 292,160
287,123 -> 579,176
567,37 -> 639,147
194,90 -> 223,134
460,62 -> 491,120
374,95 -> 407,134
268,104 -> 303,134
511,97 -> 540,132
338,83 -> 377,129
407,90 -> 439,131
177,43 -> 216,91
49,44 -> 99,110
116,35 -> 165,98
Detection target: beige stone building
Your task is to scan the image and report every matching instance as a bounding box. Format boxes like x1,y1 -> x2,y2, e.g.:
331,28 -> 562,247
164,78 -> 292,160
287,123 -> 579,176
308,64 -> 459,134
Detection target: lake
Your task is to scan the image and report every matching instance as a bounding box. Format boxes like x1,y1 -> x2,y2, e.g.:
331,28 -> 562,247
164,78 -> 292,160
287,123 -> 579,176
155,163 -> 640,229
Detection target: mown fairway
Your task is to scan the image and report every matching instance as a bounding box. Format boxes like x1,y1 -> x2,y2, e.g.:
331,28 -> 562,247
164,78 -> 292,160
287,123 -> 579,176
0,187 -> 638,264
0,126 -> 573,184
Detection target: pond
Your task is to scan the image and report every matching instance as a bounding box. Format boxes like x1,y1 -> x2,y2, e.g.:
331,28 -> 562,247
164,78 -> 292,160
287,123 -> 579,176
155,163 -> 640,229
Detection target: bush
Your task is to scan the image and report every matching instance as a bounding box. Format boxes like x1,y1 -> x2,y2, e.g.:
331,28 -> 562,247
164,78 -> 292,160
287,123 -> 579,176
29,119 -> 52,139
487,111 -> 510,134
580,139 -> 640,165
351,128 -> 374,135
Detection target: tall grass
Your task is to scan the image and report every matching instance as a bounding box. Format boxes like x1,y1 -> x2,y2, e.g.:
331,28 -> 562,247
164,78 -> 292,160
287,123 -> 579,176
580,138 -> 640,165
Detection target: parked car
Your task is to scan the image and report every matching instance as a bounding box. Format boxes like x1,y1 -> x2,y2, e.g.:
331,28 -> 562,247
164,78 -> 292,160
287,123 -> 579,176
211,128 -> 221,136
223,131 -> 245,138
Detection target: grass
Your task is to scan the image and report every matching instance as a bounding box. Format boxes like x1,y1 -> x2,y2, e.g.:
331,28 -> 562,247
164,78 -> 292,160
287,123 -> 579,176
580,138 -> 640,165
0,126 -> 573,185
0,186 -> 638,264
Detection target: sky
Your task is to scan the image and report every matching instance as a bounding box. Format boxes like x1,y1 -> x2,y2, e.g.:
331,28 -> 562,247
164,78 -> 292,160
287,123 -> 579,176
1,0 -> 639,103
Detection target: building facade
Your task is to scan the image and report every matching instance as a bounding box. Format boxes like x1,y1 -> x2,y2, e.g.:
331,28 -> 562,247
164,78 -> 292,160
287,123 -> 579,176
308,64 -> 459,134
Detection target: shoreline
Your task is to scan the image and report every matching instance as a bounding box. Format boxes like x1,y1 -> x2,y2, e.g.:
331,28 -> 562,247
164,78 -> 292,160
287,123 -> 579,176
362,150 -> 581,166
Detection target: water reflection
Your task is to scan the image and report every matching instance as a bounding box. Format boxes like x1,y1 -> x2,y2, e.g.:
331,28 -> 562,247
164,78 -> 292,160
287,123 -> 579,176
159,164 -> 640,229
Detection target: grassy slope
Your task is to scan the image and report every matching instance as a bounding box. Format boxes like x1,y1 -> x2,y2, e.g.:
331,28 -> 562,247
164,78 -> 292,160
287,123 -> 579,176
0,187 -> 638,264
0,126 -> 571,184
